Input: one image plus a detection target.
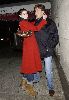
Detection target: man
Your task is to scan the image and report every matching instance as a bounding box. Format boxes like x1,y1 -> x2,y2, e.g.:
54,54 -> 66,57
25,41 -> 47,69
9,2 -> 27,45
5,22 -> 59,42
33,4 -> 55,96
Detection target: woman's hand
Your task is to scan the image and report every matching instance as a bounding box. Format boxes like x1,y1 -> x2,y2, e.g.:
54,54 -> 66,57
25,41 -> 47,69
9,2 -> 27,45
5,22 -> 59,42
43,13 -> 47,20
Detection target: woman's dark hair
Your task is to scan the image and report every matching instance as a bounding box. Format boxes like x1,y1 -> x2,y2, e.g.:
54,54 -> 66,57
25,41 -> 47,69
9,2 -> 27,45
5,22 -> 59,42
34,4 -> 45,12
18,8 -> 27,15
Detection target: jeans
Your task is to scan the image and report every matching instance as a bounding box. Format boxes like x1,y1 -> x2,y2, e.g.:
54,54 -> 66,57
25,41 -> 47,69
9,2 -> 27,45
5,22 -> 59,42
22,74 -> 34,82
44,56 -> 54,90
34,72 -> 40,82
34,56 -> 54,90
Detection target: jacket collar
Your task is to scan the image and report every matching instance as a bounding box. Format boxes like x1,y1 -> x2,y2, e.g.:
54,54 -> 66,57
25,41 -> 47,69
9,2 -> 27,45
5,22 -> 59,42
36,17 -> 43,21
35,17 -> 43,25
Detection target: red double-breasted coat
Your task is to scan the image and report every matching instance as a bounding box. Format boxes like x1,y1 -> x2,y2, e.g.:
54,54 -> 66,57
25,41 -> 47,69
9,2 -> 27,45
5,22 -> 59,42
19,19 -> 47,74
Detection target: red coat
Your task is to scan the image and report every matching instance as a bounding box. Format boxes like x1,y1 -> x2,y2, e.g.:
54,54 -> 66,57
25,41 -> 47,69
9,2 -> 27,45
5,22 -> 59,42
19,19 -> 47,74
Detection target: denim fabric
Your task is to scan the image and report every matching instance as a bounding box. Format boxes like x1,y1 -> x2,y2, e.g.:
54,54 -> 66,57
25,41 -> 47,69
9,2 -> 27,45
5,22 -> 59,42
23,74 -> 34,82
33,72 -> 40,82
44,56 -> 54,90
33,56 -> 54,90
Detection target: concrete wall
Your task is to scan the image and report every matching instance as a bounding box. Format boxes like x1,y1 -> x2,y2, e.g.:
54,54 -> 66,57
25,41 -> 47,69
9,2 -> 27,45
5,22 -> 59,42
50,0 -> 69,83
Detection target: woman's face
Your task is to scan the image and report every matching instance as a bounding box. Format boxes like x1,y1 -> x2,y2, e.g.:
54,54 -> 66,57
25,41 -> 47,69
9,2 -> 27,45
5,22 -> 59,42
19,10 -> 28,19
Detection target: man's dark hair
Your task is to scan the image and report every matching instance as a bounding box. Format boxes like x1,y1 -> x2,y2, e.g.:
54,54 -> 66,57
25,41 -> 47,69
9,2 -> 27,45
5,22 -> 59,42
34,4 -> 45,12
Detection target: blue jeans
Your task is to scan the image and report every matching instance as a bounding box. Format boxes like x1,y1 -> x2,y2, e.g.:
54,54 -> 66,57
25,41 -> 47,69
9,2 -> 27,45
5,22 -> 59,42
22,74 -> 34,82
33,72 -> 40,82
34,56 -> 54,90
44,56 -> 54,90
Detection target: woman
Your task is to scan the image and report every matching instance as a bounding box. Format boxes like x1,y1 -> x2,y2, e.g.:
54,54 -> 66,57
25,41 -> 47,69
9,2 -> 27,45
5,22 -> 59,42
18,8 -> 47,96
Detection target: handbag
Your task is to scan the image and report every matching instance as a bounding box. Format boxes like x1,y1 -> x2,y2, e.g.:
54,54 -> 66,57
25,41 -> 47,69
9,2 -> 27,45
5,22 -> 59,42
16,30 -> 32,37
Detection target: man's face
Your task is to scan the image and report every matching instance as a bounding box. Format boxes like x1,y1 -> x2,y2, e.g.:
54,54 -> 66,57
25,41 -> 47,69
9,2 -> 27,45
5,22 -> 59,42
35,7 -> 44,19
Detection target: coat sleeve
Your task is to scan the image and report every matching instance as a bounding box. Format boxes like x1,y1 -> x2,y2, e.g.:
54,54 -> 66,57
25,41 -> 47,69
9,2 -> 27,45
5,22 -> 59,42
19,19 -> 47,31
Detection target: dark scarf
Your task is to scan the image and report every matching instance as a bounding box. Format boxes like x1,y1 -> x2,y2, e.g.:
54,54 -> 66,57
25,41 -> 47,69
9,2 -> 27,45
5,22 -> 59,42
34,17 -> 43,25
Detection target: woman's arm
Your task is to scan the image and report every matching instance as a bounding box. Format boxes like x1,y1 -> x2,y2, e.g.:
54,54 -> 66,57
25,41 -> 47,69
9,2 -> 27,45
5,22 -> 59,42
19,19 -> 47,31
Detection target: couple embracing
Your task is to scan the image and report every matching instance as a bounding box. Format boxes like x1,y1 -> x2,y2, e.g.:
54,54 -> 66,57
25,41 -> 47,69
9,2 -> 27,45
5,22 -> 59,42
17,4 -> 56,97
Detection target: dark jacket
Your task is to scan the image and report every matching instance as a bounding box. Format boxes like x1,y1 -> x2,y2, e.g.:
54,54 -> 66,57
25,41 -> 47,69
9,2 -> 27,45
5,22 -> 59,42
34,18 -> 57,58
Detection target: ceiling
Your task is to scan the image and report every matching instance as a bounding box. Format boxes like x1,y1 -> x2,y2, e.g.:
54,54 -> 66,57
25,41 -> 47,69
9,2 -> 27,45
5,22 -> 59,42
0,0 -> 33,5
0,0 -> 48,5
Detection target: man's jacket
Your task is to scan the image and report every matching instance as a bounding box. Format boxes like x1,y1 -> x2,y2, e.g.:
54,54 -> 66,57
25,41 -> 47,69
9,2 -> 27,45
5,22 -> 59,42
34,18 -> 59,58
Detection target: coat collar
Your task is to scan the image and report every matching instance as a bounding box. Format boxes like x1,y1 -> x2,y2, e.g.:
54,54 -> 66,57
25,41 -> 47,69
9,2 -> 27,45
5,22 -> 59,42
35,17 -> 43,25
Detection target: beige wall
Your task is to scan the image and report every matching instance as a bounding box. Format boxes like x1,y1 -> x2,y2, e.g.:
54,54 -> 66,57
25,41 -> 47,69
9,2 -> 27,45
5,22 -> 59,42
50,0 -> 69,82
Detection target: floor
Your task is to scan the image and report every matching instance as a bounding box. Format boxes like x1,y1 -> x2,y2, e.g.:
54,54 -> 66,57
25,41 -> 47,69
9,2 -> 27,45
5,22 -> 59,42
0,48 -> 66,100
